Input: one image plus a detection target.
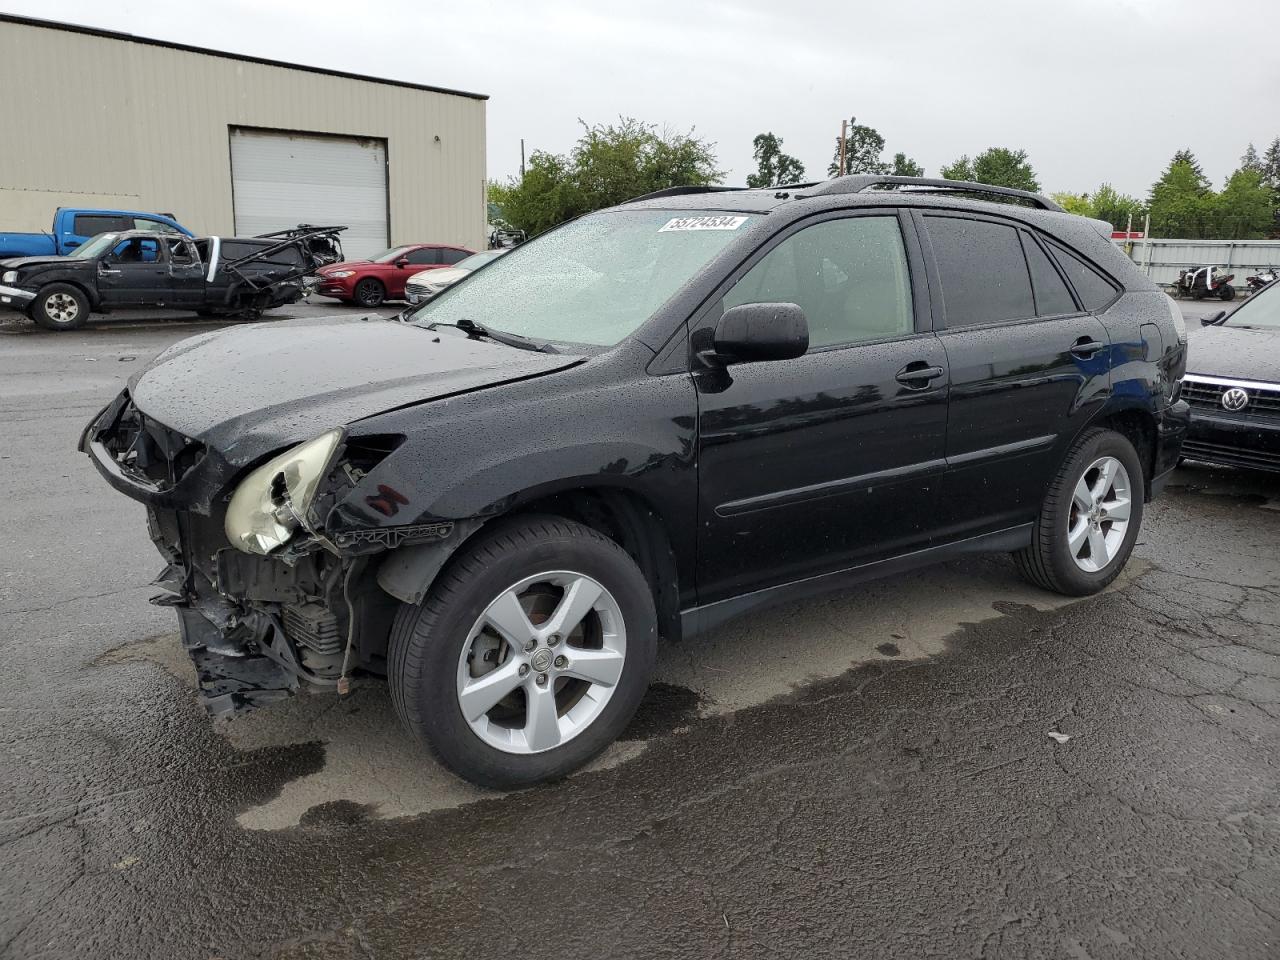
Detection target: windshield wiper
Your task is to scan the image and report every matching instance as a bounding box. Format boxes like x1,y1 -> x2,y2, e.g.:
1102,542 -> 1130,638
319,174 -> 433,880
441,318 -> 559,354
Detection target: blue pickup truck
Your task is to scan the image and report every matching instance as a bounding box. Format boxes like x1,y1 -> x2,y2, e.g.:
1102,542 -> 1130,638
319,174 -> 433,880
0,207 -> 192,259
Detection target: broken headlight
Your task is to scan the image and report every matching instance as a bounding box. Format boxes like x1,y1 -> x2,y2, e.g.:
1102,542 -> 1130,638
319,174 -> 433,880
224,428 -> 344,555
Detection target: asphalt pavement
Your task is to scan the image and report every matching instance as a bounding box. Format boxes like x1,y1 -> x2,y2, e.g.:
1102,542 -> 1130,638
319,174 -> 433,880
1,300 -> 1278,959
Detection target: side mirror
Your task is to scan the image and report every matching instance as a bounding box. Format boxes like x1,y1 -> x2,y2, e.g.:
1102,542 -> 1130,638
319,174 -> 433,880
711,302 -> 809,364
395,258 -> 411,268
1201,310 -> 1227,326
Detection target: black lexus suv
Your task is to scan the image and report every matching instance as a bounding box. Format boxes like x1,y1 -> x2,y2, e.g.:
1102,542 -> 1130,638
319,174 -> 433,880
82,176 -> 1189,788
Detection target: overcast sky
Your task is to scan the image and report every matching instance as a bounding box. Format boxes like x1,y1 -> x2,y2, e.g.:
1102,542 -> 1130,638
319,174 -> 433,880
7,0 -> 1279,199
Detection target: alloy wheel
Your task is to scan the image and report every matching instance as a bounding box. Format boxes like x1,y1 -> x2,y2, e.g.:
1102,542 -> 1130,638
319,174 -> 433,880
1067,455 -> 1132,573
455,570 -> 627,754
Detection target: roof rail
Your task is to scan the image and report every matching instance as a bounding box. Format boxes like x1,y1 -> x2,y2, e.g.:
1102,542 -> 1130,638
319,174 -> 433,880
624,185 -> 746,204
804,175 -> 1064,212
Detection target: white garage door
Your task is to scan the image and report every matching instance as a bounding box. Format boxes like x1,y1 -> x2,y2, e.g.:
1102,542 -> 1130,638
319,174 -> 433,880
230,128 -> 389,260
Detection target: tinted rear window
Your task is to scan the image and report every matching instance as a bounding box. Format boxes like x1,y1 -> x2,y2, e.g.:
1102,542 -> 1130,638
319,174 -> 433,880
1023,235 -> 1077,316
1048,241 -> 1119,311
926,216 -> 1035,327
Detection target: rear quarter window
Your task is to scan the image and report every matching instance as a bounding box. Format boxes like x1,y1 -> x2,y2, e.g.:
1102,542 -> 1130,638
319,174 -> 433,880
1022,234 -> 1077,316
925,215 -> 1036,327
1047,241 -> 1119,311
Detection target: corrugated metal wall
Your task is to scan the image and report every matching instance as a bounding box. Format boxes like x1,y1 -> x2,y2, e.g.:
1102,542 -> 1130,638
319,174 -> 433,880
0,19 -> 487,251
1124,239 -> 1280,287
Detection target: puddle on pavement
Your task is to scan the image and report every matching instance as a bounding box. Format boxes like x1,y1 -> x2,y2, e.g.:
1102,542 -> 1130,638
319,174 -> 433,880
93,555 -> 1147,831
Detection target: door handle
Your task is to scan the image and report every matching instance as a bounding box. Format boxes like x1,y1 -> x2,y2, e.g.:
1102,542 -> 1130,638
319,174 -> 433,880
1070,337 -> 1105,358
98,268 -> 120,275
895,361 -> 945,389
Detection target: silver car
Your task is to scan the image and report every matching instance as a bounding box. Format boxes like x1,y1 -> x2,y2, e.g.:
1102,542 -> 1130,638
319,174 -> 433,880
404,249 -> 506,304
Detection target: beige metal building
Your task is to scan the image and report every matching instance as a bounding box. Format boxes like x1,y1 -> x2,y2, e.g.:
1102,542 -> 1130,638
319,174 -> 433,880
0,15 -> 488,258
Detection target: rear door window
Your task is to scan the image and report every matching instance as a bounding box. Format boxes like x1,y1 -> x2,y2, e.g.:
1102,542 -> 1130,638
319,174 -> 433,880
73,214 -> 132,236
406,248 -> 438,265
925,216 -> 1036,327
441,248 -> 471,265
1047,241 -> 1120,311
1022,234 -> 1077,316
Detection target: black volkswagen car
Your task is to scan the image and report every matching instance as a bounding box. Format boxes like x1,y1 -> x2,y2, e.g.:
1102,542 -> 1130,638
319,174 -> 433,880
1181,282 -> 1280,472
81,176 -> 1189,788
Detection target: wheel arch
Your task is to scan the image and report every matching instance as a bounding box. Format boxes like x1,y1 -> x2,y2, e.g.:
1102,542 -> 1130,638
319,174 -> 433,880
32,278 -> 100,311
1078,402 -> 1158,500
374,480 -> 683,646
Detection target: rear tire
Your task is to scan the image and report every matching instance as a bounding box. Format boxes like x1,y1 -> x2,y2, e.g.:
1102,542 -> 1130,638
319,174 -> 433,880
353,278 -> 385,308
1014,428 -> 1145,596
388,516 -> 657,789
1219,284 -> 1236,301
30,284 -> 89,331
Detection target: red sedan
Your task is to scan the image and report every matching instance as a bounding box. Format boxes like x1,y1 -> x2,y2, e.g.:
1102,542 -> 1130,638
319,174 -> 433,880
315,243 -> 475,307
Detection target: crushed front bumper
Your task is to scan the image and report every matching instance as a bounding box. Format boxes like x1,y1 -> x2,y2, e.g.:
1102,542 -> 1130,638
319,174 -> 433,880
83,390 -> 363,716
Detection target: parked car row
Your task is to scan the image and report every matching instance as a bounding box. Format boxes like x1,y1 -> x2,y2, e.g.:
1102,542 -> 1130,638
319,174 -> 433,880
0,202 -> 496,328
313,243 -> 475,307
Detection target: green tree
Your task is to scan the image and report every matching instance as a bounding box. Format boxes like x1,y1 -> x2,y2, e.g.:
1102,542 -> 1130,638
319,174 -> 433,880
1148,152 -> 1213,238
829,116 -> 889,176
1263,137 -> 1280,190
491,118 -> 724,236
1239,143 -> 1264,175
1088,183 -> 1146,231
972,147 -> 1040,191
939,155 -> 974,181
1050,192 -> 1093,217
1210,167 -> 1275,239
746,132 -> 806,188
941,147 -> 1039,191
890,153 -> 924,177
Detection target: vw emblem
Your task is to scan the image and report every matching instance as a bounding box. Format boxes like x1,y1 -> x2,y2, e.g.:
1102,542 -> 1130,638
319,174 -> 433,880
1221,387 -> 1250,412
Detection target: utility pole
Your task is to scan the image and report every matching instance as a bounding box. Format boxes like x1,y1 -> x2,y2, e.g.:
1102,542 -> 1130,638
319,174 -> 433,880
838,119 -> 847,177
520,139 -> 526,180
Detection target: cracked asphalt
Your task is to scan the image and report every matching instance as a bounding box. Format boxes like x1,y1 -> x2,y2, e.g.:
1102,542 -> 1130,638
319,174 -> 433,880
2,302 -> 1278,959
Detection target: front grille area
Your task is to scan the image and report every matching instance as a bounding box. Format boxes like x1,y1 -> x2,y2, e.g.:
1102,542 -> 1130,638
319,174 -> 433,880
1182,377 -> 1280,420
99,394 -> 206,491
1182,439 -> 1280,472
405,280 -> 431,300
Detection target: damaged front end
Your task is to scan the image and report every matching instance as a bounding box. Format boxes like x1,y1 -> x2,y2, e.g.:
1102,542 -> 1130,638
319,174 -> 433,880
81,391 -> 424,717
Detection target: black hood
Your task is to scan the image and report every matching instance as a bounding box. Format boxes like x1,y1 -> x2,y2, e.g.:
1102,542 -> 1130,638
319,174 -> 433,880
129,315 -> 583,465
1,255 -> 88,270
1187,324 -> 1280,384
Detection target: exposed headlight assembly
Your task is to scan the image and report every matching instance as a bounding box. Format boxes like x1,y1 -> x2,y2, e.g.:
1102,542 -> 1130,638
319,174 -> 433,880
1,270 -> 17,284
224,428 -> 344,555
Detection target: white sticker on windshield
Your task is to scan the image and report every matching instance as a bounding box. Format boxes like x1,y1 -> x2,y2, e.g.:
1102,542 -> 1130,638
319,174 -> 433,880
658,215 -> 748,232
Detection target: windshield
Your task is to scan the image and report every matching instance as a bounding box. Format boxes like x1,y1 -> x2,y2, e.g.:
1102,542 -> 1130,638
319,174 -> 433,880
456,251 -> 503,271
372,246 -> 414,263
1222,281 -> 1280,329
71,233 -> 121,259
409,209 -> 756,346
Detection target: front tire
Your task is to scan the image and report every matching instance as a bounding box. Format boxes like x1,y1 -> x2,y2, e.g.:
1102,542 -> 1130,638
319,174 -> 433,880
31,284 -> 90,331
388,516 -> 657,789
1219,284 -> 1236,301
353,278 -> 385,308
1015,428 -> 1145,596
